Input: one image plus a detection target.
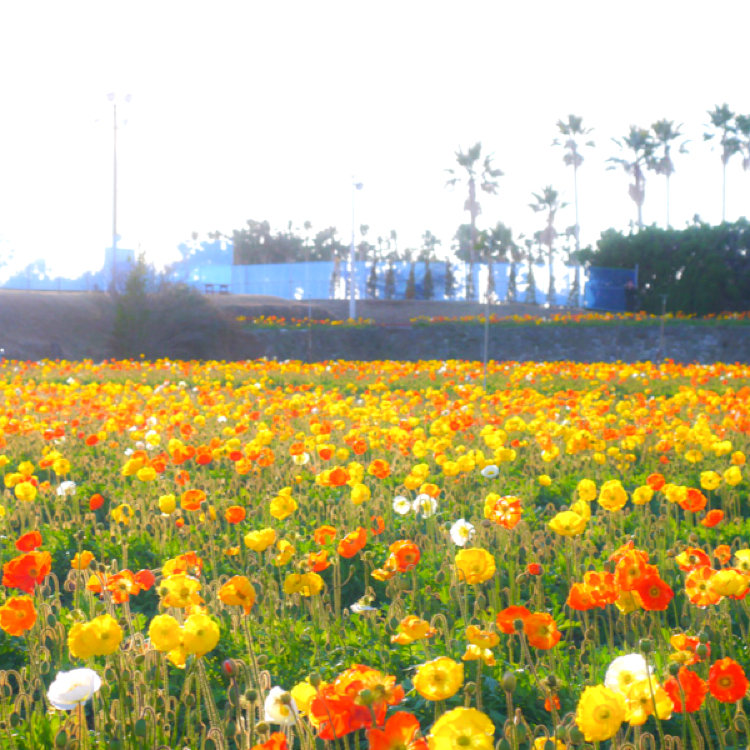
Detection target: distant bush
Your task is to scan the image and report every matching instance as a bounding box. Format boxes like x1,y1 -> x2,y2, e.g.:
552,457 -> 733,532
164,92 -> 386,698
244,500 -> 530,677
581,220 -> 750,315
111,259 -> 230,359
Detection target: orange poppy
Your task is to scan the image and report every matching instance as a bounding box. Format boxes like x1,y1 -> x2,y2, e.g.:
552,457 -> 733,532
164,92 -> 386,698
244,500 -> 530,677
708,658 -> 749,703
675,547 -> 711,572
614,551 -> 653,591
680,488 -> 707,513
15,531 -> 42,552
496,605 -> 531,634
544,694 -> 561,712
175,469 -> 191,486
685,566 -> 722,606
0,596 -> 36,636
314,525 -> 337,545
337,527 -> 367,559
582,570 -> 619,606
2,551 -> 52,594
181,488 -> 206,511
566,582 -> 601,611
106,570 -> 140,603
367,459 -> 391,479
664,667 -> 708,712
701,509 -> 724,528
484,494 -> 522,530
524,612 -> 561,650
328,467 -> 350,487
307,550 -> 331,572
389,540 -> 420,572
366,711 -> 427,750
370,515 -> 385,536
714,545 -> 732,565
636,575 -> 674,611
224,505 -> 246,524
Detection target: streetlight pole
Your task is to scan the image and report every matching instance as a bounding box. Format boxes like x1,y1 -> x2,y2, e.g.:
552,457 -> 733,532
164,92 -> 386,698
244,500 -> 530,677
107,93 -> 131,293
349,179 -> 363,319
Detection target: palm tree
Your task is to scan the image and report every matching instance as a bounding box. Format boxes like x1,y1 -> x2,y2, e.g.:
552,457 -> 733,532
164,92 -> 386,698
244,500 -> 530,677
704,104 -> 741,222
530,187 -> 567,306
733,114 -> 750,208
445,142 -> 503,300
649,119 -> 688,228
608,127 -> 656,230
482,222 -> 517,304
553,115 -> 593,255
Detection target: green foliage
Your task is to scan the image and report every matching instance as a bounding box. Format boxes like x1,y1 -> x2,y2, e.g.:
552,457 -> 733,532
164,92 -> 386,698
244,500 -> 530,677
111,260 -> 230,359
582,220 -> 750,314
405,263 -> 416,299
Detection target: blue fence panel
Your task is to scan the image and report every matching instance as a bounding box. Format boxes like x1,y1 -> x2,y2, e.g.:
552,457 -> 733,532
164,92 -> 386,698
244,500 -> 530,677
583,267 -> 637,311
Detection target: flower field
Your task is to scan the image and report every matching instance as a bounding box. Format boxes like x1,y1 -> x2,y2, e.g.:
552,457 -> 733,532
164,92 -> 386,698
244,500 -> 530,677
0,357 -> 749,749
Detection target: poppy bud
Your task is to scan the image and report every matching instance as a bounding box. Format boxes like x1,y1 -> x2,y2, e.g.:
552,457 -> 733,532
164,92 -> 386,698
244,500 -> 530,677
568,726 -> 585,745
696,643 -> 709,659
255,722 -> 270,736
513,618 -> 525,632
639,638 -> 653,654
668,662 -> 680,676
501,671 -> 517,692
222,659 -> 236,677
245,689 -> 258,702
309,673 -> 323,688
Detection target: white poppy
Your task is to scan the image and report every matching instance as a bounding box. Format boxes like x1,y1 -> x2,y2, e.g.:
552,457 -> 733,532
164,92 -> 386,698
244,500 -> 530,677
264,686 -> 298,725
413,494 -> 438,518
47,669 -> 102,711
481,465 -> 499,479
292,452 -> 310,466
604,654 -> 652,695
449,519 -> 475,546
56,481 -> 77,498
393,495 -> 412,515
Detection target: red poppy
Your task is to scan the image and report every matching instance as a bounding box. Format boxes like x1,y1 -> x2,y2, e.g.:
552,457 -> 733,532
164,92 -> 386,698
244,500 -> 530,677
89,493 -> 105,511
646,473 -> 666,491
708,658 -> 749,703
337,528 -> 367,559
544,694 -> 561,712
134,569 -> 156,590
701,509 -> 724,528
251,732 -> 288,750
527,562 -> 542,576
664,667 -> 707,712
636,575 -> 674,611
496,605 -> 531,634
15,531 -> 42,552
366,711 -> 427,750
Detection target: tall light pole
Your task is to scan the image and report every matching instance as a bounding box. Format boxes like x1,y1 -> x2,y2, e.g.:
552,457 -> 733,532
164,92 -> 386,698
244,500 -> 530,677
349,179 -> 363,319
107,93 -> 131,293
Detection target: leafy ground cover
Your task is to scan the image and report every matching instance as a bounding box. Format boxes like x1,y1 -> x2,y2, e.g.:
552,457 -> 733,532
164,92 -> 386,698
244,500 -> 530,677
0,357 -> 749,749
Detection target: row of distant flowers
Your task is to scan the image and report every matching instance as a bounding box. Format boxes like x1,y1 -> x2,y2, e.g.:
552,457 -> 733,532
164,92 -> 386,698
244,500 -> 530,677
235,310 -> 750,328
411,310 -> 750,326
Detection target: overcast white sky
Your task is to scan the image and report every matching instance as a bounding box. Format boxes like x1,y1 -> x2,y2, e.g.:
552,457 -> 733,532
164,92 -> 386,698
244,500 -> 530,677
1,1 -> 749,279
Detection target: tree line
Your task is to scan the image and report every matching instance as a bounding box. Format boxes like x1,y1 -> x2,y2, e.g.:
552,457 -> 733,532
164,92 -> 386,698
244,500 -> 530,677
195,103 -> 750,310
